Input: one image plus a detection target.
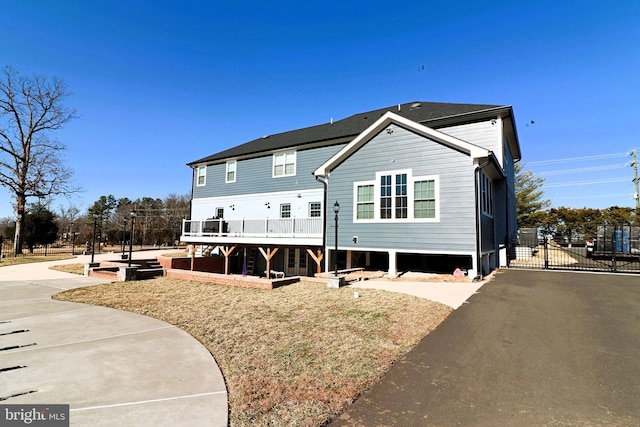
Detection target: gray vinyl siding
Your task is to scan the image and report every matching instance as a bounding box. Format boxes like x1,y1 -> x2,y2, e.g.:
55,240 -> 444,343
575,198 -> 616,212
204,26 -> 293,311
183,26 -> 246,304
438,120 -> 501,162
493,179 -> 507,245
327,125 -> 477,253
192,144 -> 343,199
480,213 -> 495,251
503,140 -> 518,243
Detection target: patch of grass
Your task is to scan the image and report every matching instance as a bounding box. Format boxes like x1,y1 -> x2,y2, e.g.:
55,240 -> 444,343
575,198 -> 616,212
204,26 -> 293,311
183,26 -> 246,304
55,278 -> 451,426
49,263 -> 85,275
160,251 -> 188,258
0,255 -> 75,267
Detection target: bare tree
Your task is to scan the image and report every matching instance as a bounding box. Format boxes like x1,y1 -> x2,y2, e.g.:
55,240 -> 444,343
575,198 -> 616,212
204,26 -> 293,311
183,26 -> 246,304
0,66 -> 80,254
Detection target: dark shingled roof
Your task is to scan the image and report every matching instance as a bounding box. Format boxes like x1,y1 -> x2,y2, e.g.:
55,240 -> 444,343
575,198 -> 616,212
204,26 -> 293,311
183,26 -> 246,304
188,101 -> 510,166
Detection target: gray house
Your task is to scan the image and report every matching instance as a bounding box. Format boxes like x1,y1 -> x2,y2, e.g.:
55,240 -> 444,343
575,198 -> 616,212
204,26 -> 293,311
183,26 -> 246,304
181,101 -> 521,279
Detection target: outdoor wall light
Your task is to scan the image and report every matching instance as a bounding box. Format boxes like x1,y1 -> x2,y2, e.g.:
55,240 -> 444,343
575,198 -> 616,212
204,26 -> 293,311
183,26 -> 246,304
230,204 -> 235,210
265,202 -> 270,208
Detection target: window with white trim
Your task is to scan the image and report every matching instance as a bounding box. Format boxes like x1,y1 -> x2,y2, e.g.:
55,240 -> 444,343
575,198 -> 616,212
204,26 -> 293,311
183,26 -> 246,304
354,170 -> 439,222
414,180 -> 436,219
356,184 -> 375,219
226,160 -> 236,183
309,202 -> 322,217
380,175 -> 392,219
273,150 -> 296,177
280,203 -> 291,218
480,172 -> 493,217
395,173 -> 408,219
196,166 -> 206,186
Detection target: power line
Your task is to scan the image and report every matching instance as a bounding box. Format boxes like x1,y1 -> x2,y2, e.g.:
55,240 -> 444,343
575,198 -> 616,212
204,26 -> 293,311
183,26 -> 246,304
545,177 -> 630,188
527,152 -> 628,166
551,192 -> 634,201
538,163 -> 627,176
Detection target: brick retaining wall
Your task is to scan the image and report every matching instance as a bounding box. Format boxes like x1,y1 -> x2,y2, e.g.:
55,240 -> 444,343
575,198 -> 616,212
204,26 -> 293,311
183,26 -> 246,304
166,269 -> 299,290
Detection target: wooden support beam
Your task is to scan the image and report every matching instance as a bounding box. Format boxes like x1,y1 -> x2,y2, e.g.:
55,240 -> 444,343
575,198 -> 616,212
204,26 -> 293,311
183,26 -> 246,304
307,248 -> 324,274
189,245 -> 199,271
258,247 -> 279,279
222,245 -> 237,275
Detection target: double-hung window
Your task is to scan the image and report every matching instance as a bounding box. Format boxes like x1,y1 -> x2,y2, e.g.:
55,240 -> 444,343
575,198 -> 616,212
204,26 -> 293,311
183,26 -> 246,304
226,160 -> 236,183
480,172 -> 493,217
380,175 -> 392,219
354,170 -> 439,222
273,150 -> 296,177
280,203 -> 291,218
309,202 -> 322,217
380,172 -> 407,220
356,184 -> 375,220
414,180 -> 436,219
196,166 -> 206,186
395,173 -> 408,219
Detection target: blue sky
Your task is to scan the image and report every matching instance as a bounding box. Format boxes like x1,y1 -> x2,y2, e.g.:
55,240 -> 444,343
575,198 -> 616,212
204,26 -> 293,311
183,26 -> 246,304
1,1 -> 639,219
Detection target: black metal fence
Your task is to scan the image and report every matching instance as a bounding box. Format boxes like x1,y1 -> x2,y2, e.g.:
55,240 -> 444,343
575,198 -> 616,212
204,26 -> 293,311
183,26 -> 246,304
510,225 -> 640,274
1,241 -> 91,259
1,241 -> 183,261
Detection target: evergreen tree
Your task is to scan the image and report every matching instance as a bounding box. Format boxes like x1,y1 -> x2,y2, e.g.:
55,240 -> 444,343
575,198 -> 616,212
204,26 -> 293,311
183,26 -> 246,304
515,162 -> 550,227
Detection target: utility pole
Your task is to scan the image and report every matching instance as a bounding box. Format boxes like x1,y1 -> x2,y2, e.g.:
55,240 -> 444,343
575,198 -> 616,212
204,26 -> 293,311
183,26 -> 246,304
632,149 -> 640,211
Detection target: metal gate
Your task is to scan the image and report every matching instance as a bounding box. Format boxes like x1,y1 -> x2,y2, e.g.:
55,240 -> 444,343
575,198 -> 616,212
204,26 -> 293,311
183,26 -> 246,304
510,225 -> 640,273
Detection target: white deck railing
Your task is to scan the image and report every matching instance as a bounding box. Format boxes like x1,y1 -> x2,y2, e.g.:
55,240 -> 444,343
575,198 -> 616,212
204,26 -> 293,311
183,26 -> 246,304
182,217 -> 323,239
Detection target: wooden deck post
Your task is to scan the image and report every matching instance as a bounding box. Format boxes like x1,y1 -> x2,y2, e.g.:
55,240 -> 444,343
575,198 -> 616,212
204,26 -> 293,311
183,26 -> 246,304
222,245 -> 237,275
259,247 -> 279,279
307,248 -> 324,274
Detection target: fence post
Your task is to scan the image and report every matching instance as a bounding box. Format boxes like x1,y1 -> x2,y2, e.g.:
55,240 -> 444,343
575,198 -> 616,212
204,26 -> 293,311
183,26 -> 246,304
612,228 -> 617,273
544,234 -> 549,269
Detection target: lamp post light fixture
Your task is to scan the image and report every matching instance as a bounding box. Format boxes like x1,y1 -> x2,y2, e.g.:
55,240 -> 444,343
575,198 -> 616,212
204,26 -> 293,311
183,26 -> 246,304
128,209 -> 136,267
91,214 -> 98,263
333,200 -> 340,276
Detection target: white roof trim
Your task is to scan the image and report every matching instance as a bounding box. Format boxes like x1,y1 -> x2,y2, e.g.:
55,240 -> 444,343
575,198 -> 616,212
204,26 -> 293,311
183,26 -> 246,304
314,111 -> 490,176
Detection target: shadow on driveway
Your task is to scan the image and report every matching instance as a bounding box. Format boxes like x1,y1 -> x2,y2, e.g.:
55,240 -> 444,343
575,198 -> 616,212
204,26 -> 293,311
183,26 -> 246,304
331,269 -> 640,426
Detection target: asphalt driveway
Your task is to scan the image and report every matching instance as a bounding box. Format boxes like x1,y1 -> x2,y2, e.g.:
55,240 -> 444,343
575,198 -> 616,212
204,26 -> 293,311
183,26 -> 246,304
331,269 -> 640,426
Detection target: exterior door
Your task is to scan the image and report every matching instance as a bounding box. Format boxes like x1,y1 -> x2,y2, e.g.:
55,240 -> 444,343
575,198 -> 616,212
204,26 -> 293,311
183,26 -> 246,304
286,248 -> 308,276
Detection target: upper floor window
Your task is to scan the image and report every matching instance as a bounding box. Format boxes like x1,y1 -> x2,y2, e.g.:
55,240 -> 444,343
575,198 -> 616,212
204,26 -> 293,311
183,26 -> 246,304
309,202 -> 322,217
226,160 -> 236,183
280,203 -> 291,218
196,166 -> 206,186
354,170 -> 439,222
273,150 -> 296,177
480,172 -> 493,217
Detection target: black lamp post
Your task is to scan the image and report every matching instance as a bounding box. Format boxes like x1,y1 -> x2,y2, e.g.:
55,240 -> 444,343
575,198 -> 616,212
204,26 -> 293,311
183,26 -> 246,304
128,209 -> 136,267
333,200 -> 340,276
121,219 -> 127,257
70,222 -> 75,255
91,214 -> 98,263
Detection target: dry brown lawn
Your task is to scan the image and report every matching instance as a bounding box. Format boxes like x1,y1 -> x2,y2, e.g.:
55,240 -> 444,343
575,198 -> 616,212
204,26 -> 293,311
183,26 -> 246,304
49,263 -> 85,275
55,277 -> 451,426
0,254 -> 75,266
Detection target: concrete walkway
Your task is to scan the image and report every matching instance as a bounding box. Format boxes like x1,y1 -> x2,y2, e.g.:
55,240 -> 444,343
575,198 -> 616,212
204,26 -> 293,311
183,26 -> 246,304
0,251 -> 228,427
346,278 -> 486,309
